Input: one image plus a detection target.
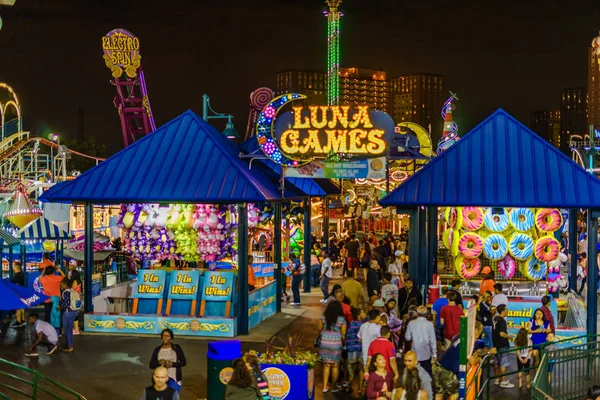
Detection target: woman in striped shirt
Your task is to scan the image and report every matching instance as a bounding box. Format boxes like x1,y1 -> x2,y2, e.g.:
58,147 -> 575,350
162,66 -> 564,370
244,353 -> 270,400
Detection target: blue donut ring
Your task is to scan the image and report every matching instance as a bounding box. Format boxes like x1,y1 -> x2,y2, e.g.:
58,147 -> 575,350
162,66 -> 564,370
509,233 -> 534,261
483,234 -> 508,260
510,208 -> 535,232
484,208 -> 509,232
524,257 -> 547,280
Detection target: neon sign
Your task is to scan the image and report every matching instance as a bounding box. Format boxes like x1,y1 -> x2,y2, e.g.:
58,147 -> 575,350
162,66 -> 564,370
102,28 -> 141,78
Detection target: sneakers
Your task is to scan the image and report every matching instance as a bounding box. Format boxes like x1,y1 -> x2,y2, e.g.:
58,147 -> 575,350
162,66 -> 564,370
46,345 -> 58,355
494,379 -> 501,386
289,302 -> 300,306
25,352 -> 39,357
500,381 -> 515,388
10,321 -> 25,328
319,299 -> 327,304
63,348 -> 74,353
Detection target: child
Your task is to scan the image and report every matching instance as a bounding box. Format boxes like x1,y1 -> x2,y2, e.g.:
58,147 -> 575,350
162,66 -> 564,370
546,332 -> 558,385
346,307 -> 365,394
281,262 -> 291,303
514,328 -> 532,389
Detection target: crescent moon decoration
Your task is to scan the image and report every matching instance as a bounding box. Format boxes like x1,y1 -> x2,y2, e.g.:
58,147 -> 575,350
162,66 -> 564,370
395,122 -> 433,159
256,93 -> 308,167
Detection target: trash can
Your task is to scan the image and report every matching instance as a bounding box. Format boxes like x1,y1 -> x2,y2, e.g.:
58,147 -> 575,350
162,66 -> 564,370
207,340 -> 242,400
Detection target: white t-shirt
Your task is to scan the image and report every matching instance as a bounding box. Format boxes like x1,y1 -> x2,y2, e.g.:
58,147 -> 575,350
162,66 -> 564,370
158,347 -> 178,382
358,321 -> 381,366
388,262 -> 400,279
34,320 -> 58,345
321,258 -> 333,278
381,283 -> 399,303
492,293 -> 509,307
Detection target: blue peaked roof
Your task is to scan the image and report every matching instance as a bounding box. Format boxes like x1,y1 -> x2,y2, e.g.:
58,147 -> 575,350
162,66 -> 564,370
40,111 -> 284,204
380,109 -> 600,208
14,217 -> 70,240
241,139 -> 339,197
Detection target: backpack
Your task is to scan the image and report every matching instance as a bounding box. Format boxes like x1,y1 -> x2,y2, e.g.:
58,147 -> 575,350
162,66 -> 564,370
66,289 -> 82,311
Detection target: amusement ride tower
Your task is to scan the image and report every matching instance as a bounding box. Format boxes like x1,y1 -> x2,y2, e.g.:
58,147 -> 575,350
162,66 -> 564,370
325,0 -> 342,105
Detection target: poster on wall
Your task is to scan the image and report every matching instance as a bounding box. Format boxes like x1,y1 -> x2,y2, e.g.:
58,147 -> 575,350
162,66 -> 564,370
284,156 -> 386,179
168,270 -> 200,300
135,269 -> 167,299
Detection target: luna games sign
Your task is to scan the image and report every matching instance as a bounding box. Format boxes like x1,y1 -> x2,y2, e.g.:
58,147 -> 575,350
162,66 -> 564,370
256,93 -> 395,167
102,28 -> 141,78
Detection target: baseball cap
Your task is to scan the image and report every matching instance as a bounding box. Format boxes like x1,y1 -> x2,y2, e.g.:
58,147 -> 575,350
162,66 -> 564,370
395,250 -> 404,256
481,266 -> 492,275
373,299 -> 385,307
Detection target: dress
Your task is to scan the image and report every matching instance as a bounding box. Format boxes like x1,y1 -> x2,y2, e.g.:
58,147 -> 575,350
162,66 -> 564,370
530,319 -> 550,349
319,315 -> 346,364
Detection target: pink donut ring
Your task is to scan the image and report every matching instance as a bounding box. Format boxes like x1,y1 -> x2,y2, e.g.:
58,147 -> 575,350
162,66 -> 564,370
455,256 -> 481,279
535,209 -> 563,232
497,255 -> 516,279
458,232 -> 483,259
462,207 -> 484,231
534,236 -> 560,262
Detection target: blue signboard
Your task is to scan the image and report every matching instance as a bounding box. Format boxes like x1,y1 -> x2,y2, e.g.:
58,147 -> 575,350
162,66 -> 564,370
91,273 -> 102,298
260,364 -> 314,400
168,270 -> 200,300
202,271 -> 235,302
208,261 -> 235,271
249,281 -> 277,329
135,269 -> 167,299
252,263 -> 275,279
503,299 -> 557,329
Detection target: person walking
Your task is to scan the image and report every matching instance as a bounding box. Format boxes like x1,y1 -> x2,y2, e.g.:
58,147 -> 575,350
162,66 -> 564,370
59,278 -> 81,352
345,234 -> 360,278
365,353 -> 394,400
346,307 -> 365,394
398,278 -> 423,318
492,304 -> 514,388
142,366 -> 179,400
25,313 -> 58,357
381,273 -> 399,304
405,306 -> 437,377
358,309 -> 382,368
310,251 -> 321,288
342,270 -> 364,309
290,253 -> 304,306
367,261 -> 382,302
366,325 -> 399,382
359,241 -> 372,281
149,329 -> 187,390
319,300 -> 347,393
9,261 -> 26,328
388,251 -> 403,287
224,359 -> 261,400
40,266 -> 65,323
440,292 -> 463,349
319,251 -> 332,303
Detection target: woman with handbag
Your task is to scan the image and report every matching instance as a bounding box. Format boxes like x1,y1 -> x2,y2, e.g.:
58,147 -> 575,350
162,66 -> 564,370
319,300 -> 347,393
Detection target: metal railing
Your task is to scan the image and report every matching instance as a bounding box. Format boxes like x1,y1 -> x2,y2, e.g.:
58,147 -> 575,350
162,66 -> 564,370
0,357 -> 87,399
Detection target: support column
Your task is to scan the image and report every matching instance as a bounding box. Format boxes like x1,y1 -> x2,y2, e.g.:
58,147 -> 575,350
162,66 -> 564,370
418,207 -> 427,291
274,203 -> 282,313
8,246 -> 13,280
323,197 -> 330,250
303,199 -> 312,293
427,206 -> 438,286
407,208 -> 420,285
237,203 -> 249,335
84,202 -> 94,313
586,211 -> 598,336
568,209 -> 578,291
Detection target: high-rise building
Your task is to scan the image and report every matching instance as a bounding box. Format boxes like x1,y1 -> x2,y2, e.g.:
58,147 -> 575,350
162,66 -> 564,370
275,70 -> 327,105
338,67 -> 387,111
530,109 -> 561,147
588,35 -> 600,131
389,74 -> 445,140
560,87 -> 587,154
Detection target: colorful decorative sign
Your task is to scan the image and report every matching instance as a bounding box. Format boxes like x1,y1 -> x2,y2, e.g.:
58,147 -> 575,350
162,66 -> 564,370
256,93 -> 394,167
284,156 -> 386,179
168,270 -> 200,300
249,281 -> 277,329
502,299 -> 557,329
260,364 -> 314,400
202,271 -> 235,301
91,273 -> 102,298
102,28 -> 141,78
262,367 -> 292,399
135,269 -> 167,299
252,263 -> 275,278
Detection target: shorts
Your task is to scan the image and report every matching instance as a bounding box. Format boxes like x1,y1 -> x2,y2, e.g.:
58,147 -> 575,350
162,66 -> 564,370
517,359 -> 530,370
347,257 -> 359,269
496,347 -> 511,368
432,362 -> 459,395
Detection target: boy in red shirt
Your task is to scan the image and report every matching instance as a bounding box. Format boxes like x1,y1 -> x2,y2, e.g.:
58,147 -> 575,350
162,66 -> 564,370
440,291 -> 464,348
365,325 -> 399,382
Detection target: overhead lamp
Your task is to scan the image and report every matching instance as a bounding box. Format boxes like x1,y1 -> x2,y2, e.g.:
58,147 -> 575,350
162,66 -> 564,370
222,116 -> 239,139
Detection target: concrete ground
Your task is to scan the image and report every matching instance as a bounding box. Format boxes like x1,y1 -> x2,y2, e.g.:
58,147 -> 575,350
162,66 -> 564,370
0,267 -> 533,400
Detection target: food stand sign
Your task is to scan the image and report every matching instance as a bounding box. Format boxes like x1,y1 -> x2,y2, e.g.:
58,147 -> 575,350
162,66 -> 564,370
135,269 -> 167,299
102,28 -> 141,78
256,93 -> 395,169
168,270 -> 200,300
202,271 -> 235,302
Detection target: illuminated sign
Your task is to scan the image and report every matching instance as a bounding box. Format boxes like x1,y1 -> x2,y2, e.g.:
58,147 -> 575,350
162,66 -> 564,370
135,270 -> 166,299
256,93 -> 395,167
102,28 -> 141,78
168,270 -> 200,300
202,271 -> 234,302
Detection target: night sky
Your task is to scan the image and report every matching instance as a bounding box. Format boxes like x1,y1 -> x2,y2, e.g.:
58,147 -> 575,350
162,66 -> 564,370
0,0 -> 599,155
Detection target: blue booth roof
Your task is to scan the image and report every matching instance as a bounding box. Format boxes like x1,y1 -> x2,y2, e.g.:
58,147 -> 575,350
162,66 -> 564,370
380,109 -> 600,208
40,111 -> 286,204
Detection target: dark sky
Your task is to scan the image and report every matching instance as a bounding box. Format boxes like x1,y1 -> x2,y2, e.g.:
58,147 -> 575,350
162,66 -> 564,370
0,0 -> 599,155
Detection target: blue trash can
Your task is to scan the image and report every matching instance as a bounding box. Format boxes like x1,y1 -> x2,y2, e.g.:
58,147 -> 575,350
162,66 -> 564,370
207,340 -> 242,400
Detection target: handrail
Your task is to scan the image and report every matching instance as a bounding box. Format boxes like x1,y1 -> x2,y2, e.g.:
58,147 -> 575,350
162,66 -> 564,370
0,357 -> 87,400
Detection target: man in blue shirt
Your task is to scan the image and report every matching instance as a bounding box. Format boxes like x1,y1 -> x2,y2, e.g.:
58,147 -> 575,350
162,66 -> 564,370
432,286 -> 449,345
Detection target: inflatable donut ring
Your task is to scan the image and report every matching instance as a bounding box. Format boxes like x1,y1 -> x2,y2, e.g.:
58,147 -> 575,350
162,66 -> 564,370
535,209 -> 563,232
449,228 -> 460,257
458,232 -> 484,259
523,257 -> 547,281
462,207 -> 484,231
509,233 -> 534,261
484,208 -> 509,232
534,236 -> 560,262
455,256 -> 481,279
509,208 -> 535,232
444,207 -> 463,230
483,234 -> 508,260
497,255 -> 516,279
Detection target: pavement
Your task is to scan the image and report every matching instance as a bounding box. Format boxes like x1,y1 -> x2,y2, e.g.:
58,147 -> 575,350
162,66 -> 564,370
0,267 -> 532,400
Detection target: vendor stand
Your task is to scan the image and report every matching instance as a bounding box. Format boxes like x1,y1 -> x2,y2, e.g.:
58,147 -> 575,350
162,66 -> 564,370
39,110 -> 308,337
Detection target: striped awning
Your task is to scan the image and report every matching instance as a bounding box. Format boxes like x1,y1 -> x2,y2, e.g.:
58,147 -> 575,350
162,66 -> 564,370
14,217 -> 70,241
0,229 -> 20,247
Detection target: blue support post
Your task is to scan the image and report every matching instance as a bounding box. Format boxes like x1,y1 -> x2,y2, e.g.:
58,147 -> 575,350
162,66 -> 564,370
586,211 -> 598,336
418,207 -> 427,293
407,208 -> 420,284
274,203 -> 282,313
303,199 -> 312,293
323,197 -> 330,250
237,203 -> 249,335
84,202 -> 94,313
568,209 -> 578,291
427,206 -> 438,287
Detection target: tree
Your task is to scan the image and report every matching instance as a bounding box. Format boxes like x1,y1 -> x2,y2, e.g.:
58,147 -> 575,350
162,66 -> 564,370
62,137 -> 106,174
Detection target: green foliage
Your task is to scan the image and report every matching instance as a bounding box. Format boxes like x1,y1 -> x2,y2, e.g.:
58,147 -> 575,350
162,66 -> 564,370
62,137 -> 106,174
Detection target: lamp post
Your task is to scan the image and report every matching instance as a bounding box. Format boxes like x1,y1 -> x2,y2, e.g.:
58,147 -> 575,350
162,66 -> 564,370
47,133 -> 59,181
202,94 -> 238,138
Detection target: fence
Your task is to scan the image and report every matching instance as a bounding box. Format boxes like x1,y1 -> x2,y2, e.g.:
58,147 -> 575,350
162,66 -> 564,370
0,357 -> 86,399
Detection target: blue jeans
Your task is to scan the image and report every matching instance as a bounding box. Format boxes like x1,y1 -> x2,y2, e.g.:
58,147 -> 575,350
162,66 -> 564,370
482,325 -> 493,349
292,275 -> 303,304
311,264 -> 321,287
62,311 -> 79,348
320,276 -> 331,299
